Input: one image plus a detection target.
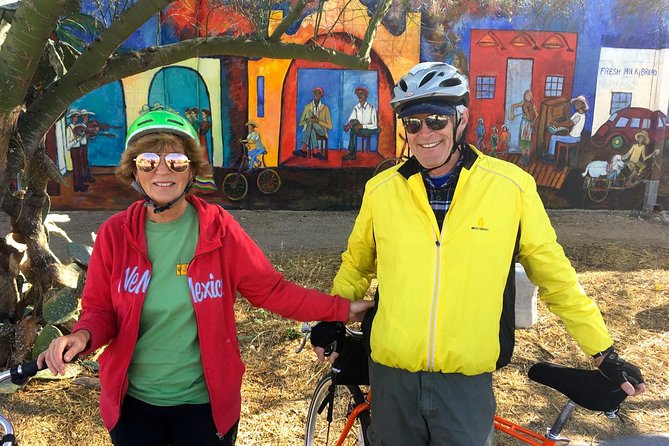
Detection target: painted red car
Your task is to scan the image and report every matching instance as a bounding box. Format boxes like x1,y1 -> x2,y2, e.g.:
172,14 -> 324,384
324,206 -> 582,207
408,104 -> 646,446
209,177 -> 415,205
591,107 -> 669,151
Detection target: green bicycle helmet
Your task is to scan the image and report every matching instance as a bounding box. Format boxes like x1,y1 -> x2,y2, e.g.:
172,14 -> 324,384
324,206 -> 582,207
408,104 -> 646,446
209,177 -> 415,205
125,110 -> 198,150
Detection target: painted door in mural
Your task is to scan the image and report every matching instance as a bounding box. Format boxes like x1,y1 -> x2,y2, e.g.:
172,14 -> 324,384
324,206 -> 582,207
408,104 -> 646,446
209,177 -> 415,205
296,69 -> 342,150
148,67 -> 213,162
296,69 -> 379,152
505,59 -> 533,153
341,70 -> 379,152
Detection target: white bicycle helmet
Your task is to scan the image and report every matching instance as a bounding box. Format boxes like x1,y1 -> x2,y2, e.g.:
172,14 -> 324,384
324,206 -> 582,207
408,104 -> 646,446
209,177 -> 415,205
390,62 -> 470,117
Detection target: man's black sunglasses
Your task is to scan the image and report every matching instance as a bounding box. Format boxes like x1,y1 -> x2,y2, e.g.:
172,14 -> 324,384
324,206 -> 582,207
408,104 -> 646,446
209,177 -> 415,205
402,114 -> 452,134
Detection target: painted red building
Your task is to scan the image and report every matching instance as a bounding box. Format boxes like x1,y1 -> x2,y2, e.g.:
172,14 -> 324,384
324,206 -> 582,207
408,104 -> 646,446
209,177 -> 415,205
468,29 -> 578,155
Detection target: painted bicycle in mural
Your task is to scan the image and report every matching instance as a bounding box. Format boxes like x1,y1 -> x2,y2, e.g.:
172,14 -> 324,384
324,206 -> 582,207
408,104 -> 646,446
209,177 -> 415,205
222,141 -> 281,201
582,152 -> 669,202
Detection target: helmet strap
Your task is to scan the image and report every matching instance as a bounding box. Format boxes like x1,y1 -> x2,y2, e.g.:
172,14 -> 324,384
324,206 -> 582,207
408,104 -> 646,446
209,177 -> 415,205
131,179 -> 194,214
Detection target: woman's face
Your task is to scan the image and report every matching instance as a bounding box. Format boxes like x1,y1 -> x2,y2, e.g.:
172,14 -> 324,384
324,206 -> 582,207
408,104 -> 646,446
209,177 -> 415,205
135,144 -> 192,206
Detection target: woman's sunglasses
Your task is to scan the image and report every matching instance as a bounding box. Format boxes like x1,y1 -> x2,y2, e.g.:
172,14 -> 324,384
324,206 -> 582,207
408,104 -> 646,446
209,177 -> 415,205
402,114 -> 452,134
134,153 -> 191,173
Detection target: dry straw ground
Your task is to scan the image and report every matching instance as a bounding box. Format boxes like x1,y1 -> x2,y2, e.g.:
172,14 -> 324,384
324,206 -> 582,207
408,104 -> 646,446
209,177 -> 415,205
0,212 -> 668,445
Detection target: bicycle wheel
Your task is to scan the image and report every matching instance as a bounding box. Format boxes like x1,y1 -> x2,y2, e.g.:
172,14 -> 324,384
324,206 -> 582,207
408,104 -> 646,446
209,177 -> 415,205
373,157 -> 401,176
304,373 -> 370,446
587,177 -> 610,202
222,173 -> 248,201
257,169 -> 281,194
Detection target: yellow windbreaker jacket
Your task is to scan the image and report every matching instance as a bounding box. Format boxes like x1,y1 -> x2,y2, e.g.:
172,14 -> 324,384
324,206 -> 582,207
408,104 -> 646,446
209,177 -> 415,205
332,145 -> 612,375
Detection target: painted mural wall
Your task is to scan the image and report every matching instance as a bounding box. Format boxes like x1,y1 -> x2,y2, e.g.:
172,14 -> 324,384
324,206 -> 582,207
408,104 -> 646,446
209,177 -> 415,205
46,0 -> 669,211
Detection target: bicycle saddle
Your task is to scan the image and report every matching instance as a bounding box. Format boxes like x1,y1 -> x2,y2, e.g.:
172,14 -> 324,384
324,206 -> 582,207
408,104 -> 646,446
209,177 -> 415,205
528,362 -> 627,412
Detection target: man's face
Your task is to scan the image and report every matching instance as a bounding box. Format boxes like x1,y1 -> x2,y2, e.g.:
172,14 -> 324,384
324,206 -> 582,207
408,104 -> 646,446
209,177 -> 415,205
405,113 -> 456,174
356,91 -> 367,103
312,90 -> 322,102
574,100 -> 585,112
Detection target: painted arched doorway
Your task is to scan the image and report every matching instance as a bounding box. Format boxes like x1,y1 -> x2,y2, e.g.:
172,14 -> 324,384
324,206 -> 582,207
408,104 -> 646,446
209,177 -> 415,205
148,66 -> 213,162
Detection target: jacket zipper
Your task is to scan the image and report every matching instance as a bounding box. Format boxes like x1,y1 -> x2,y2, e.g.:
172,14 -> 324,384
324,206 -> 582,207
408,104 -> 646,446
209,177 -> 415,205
427,227 -> 443,372
117,236 -> 152,416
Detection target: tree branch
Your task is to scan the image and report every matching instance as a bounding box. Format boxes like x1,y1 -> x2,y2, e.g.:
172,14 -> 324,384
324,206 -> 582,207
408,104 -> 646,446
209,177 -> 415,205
19,0 -> 176,157
62,0 -> 175,82
358,0 -> 393,62
0,0 -> 68,112
269,0 -> 310,42
19,36 -> 368,162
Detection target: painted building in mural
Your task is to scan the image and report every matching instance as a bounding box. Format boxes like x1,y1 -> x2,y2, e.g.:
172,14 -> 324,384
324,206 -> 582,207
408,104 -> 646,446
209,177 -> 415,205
47,0 -> 669,211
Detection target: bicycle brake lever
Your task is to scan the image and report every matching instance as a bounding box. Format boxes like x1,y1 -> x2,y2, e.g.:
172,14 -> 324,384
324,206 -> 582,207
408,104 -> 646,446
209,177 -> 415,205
294,323 -> 312,353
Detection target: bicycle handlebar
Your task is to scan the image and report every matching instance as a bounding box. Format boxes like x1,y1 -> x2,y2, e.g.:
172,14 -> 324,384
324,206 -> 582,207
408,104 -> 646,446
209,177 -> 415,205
0,360 -> 44,387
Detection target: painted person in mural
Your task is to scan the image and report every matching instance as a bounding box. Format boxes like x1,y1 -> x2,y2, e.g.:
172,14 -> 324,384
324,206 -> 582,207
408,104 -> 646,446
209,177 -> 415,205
293,86 -> 332,160
312,63 -> 645,446
198,108 -> 212,163
343,86 -> 379,160
65,108 -> 88,192
622,130 -> 659,180
509,89 -> 538,165
546,95 -> 588,162
241,120 -> 267,170
37,110 -> 373,446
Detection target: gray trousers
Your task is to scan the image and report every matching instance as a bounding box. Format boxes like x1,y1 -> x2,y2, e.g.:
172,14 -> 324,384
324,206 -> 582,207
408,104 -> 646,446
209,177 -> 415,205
368,360 -> 495,446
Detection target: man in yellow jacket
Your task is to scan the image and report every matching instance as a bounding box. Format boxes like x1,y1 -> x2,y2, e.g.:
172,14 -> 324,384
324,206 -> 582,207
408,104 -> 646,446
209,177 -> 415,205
324,63 -> 645,446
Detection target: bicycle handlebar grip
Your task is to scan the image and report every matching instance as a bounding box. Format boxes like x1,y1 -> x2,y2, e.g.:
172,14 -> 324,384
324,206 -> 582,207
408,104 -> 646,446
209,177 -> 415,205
10,360 -> 41,385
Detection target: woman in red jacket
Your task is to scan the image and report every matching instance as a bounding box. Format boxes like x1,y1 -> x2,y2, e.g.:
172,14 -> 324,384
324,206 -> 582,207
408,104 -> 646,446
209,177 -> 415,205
38,110 -> 371,446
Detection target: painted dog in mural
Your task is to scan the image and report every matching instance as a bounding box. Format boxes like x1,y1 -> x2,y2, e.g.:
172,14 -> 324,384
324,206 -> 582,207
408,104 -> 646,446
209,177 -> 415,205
582,154 -> 624,179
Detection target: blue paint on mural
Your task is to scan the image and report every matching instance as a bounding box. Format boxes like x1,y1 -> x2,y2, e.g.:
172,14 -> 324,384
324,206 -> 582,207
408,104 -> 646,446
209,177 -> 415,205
148,67 -> 213,162
220,60 -> 234,167
69,82 -> 126,167
80,0 -> 159,52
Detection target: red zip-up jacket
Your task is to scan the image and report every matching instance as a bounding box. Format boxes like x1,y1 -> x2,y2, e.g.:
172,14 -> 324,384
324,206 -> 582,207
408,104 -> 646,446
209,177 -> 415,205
73,195 -> 350,435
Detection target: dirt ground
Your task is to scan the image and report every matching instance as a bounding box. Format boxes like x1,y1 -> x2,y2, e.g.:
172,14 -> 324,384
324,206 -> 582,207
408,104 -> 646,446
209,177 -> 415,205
3,207 -> 667,263
0,208 -> 668,445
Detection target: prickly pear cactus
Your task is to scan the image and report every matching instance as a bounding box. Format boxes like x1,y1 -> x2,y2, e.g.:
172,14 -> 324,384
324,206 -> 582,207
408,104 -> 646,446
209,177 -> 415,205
43,287 -> 80,325
67,243 -> 93,269
32,324 -> 62,359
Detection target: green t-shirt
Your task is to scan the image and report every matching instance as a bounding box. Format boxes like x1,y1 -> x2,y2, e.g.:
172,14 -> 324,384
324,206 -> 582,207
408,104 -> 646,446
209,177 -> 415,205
126,204 -> 210,405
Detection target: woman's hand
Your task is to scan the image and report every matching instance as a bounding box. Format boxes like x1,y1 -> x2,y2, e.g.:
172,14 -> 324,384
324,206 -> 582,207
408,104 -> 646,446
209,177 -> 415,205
37,330 -> 90,376
348,299 -> 374,322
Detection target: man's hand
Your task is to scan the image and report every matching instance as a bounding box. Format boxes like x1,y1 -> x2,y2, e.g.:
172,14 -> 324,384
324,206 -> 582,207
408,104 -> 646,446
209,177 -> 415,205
597,348 -> 646,396
348,299 -> 374,322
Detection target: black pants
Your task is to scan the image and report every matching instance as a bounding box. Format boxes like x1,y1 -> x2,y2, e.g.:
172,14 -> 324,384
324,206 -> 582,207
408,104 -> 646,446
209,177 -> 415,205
110,395 -> 238,446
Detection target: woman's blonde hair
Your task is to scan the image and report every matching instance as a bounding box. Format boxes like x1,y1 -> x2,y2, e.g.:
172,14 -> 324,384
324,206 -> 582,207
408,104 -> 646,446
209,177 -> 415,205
116,132 -> 212,186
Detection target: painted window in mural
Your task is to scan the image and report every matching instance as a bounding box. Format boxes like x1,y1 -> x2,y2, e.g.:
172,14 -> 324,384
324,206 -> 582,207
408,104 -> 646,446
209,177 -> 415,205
544,75 -> 564,97
295,69 -> 379,154
257,76 -> 265,118
148,67 -> 213,162
476,76 -> 496,99
611,92 -> 633,114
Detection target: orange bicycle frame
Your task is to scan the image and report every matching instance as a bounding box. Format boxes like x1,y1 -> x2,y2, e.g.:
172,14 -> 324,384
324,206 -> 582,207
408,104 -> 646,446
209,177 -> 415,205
494,416 -> 556,446
334,390 -> 372,446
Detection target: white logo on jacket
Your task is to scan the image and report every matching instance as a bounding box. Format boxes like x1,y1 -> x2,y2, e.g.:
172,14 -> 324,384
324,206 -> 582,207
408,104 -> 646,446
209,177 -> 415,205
119,266 -> 151,294
189,273 -> 224,303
